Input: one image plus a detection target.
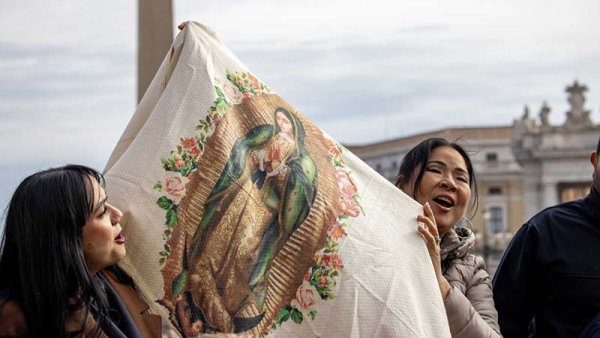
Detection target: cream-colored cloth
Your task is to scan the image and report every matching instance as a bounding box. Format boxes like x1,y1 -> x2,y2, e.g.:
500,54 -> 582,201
104,21 -> 450,338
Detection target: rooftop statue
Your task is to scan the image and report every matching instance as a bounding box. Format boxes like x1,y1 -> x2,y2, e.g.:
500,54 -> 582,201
564,80 -> 593,128
539,101 -> 551,130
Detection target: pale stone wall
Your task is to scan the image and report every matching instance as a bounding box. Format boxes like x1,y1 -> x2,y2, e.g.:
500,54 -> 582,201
515,128 -> 598,219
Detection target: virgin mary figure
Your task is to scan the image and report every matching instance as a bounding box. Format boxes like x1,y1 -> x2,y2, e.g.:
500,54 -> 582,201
169,107 -> 318,334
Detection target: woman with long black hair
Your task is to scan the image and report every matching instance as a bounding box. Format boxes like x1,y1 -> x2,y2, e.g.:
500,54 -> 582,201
395,138 -> 502,338
0,165 -> 160,337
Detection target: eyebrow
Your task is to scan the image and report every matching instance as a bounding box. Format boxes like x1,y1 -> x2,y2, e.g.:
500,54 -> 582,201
93,197 -> 108,213
427,160 -> 469,176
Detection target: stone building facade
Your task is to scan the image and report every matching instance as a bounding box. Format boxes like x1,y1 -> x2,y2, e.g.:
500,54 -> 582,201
512,81 -> 600,220
346,81 -> 600,275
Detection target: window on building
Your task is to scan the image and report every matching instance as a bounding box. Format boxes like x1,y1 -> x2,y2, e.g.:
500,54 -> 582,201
559,182 -> 590,202
486,153 -> 498,162
486,153 -> 498,168
488,187 -> 503,195
487,206 -> 505,234
392,161 -> 398,169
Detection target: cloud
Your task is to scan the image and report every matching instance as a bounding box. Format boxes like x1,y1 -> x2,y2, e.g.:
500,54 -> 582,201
218,23 -> 600,143
0,20 -> 136,165
0,1 -> 136,47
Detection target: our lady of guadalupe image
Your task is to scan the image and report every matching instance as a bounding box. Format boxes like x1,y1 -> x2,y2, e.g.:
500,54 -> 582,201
160,94 -> 342,336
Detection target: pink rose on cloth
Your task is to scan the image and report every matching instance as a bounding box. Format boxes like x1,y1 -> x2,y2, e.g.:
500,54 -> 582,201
222,81 -> 243,104
291,281 -> 320,311
318,274 -> 330,289
339,195 -> 360,217
335,169 -> 358,198
173,156 -> 185,169
328,221 -> 346,241
164,171 -> 189,203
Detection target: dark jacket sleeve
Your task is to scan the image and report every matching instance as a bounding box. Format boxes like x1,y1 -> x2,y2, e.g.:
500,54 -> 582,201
492,223 -> 540,338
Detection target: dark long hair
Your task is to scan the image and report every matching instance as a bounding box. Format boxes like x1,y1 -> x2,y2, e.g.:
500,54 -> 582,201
274,107 -> 307,161
0,165 -> 110,337
395,138 -> 479,218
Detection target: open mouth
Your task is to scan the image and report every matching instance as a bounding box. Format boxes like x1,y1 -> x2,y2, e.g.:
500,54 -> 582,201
433,196 -> 454,208
114,233 -> 125,244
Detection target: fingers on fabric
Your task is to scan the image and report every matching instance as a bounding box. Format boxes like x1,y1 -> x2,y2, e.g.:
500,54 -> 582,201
417,223 -> 438,248
418,203 -> 438,235
417,203 -> 439,247
178,22 -> 187,30
423,202 -> 437,230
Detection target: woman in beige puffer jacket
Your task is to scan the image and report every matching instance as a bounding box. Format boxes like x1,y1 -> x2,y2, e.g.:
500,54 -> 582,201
441,226 -> 501,337
395,138 -> 502,338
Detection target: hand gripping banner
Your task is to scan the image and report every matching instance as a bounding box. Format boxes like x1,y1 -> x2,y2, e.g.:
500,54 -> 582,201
104,22 -> 451,338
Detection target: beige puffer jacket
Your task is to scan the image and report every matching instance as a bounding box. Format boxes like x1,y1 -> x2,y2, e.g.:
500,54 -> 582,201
440,227 -> 502,338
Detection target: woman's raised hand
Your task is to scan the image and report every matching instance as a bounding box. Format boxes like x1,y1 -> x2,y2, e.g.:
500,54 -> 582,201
417,202 -> 452,299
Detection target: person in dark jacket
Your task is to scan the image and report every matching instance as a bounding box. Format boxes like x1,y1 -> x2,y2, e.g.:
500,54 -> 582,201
493,136 -> 600,338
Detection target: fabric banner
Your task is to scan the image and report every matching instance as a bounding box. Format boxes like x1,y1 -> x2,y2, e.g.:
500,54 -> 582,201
104,22 -> 451,338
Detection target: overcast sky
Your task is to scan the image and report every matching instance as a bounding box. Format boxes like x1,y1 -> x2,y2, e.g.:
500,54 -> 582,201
1,0 -> 600,214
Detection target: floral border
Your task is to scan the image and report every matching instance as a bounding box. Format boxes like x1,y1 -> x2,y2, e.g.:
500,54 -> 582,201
265,135 -> 364,335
